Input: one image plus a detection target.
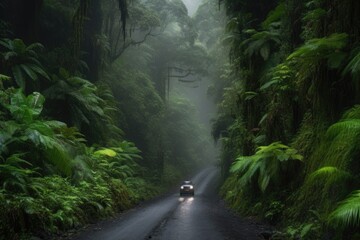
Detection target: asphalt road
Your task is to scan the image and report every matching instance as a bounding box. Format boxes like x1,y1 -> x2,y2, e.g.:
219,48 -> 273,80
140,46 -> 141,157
69,167 -> 268,240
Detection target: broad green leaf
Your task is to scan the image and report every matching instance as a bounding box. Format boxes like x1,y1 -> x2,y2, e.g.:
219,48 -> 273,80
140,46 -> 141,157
12,65 -> 25,89
94,149 -> 117,157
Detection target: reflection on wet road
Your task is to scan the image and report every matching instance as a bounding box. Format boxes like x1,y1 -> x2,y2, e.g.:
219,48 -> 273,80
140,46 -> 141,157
151,195 -> 224,240
70,167 -> 264,240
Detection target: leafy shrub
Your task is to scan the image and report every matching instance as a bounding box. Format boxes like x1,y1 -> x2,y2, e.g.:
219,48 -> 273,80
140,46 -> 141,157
272,223 -> 321,240
0,38 -> 49,90
264,201 -> 285,223
0,88 -> 74,176
230,142 -> 303,193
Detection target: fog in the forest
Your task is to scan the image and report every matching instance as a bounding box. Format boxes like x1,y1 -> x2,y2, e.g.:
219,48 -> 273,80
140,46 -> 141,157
182,0 -> 203,16
0,0 -> 225,173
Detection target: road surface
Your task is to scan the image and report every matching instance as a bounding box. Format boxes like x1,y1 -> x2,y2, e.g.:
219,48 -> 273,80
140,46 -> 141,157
68,167 -> 269,240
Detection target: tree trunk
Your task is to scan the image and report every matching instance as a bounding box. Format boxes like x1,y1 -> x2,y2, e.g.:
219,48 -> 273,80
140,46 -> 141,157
83,0 -> 103,82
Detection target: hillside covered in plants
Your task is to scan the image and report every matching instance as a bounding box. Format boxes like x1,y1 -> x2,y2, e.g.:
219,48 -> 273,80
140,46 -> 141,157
214,0 -> 360,239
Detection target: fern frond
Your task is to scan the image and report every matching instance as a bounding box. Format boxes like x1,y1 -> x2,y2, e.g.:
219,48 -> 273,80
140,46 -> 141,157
329,190 -> 360,228
326,119 -> 360,140
341,105 -> 360,120
343,47 -> 360,79
309,166 -> 352,182
288,33 -> 348,60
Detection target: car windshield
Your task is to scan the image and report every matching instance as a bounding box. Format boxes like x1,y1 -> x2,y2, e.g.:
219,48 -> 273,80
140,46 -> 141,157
182,181 -> 192,185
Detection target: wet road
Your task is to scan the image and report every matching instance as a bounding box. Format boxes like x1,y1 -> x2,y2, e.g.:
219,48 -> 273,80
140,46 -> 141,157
70,167 -> 267,240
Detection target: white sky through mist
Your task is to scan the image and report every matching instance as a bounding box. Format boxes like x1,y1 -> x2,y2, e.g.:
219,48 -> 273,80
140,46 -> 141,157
182,0 -> 203,16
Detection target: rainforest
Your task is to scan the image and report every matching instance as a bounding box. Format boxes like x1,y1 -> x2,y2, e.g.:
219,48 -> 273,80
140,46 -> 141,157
0,0 -> 359,240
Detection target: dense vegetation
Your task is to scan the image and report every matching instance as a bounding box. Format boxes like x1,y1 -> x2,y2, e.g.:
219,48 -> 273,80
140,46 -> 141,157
0,0 -> 214,238
2,0 -> 359,239
214,0 -> 360,239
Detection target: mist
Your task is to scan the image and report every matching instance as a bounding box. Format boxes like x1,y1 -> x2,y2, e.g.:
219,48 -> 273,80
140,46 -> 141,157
182,0 -> 203,16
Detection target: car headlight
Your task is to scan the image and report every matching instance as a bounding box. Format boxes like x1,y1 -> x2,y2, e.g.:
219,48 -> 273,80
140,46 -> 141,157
189,186 -> 193,189
181,186 -> 184,189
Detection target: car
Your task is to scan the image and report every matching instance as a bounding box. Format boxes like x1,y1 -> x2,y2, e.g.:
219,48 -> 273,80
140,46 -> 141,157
180,180 -> 194,196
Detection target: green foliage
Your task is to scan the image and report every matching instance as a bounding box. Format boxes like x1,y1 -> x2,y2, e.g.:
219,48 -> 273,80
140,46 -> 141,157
287,33 -> 348,76
220,174 -> 246,212
290,113 -> 327,161
309,166 -> 352,181
128,2 -> 161,31
262,3 -> 285,29
272,223 -> 320,240
44,69 -> 121,143
164,96 -> 213,171
297,166 -> 353,214
343,47 -> 360,92
231,142 -> 303,193
0,137 -> 157,238
89,141 -> 142,180
260,62 -> 298,142
104,64 -> 164,167
261,63 -> 295,92
329,190 -> 360,229
211,113 -> 234,142
0,154 -> 37,193
293,106 -> 360,229
0,39 -> 49,90
217,118 -> 251,178
0,89 -> 73,176
217,0 -> 360,239
264,200 -> 285,223
0,0 -> 215,237
307,106 -> 360,172
0,175 -> 132,237
241,26 -> 281,61
44,69 -> 104,122
301,0 -> 327,40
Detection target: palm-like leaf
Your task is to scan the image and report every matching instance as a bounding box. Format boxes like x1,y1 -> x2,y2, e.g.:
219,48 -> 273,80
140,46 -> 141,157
43,70 -> 107,131
241,26 -> 281,61
0,38 -> 49,90
231,142 -> 303,192
287,33 -> 348,72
